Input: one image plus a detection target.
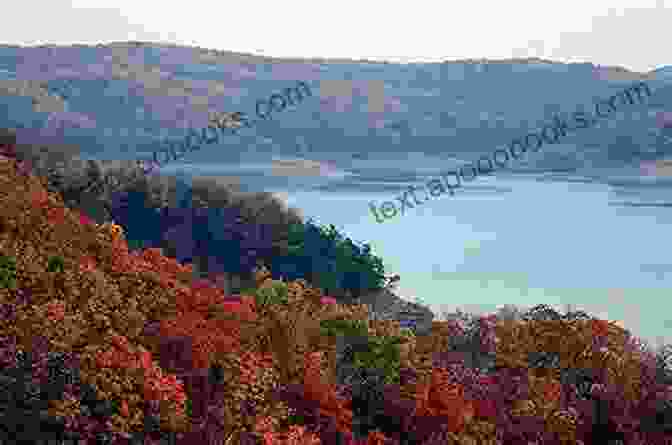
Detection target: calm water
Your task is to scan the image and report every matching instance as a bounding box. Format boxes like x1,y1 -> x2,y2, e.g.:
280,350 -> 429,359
158,147 -> 672,352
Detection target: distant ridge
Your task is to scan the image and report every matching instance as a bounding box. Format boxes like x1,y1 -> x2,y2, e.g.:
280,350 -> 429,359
0,41 -> 661,76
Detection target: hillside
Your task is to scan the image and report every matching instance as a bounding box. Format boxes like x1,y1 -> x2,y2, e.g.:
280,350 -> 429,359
0,42 -> 671,192
0,143 -> 671,444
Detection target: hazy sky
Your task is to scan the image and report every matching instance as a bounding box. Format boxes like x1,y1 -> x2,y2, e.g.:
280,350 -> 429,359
4,0 -> 670,72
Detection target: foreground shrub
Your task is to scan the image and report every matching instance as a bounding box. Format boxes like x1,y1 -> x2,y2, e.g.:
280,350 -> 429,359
255,279 -> 290,307
0,254 -> 17,289
320,319 -> 369,338
92,333 -> 188,432
351,335 -> 403,386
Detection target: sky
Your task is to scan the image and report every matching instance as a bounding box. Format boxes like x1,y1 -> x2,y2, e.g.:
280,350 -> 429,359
3,0 -> 671,73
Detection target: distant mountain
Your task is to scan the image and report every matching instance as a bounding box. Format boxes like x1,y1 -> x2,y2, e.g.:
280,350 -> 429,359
649,66 -> 672,80
0,41 -> 670,190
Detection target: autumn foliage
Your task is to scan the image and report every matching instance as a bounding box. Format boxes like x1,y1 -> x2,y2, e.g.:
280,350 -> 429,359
1,156 -> 672,445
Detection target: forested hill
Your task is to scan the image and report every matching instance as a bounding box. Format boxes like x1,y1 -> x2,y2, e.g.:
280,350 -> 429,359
0,42 -> 670,183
